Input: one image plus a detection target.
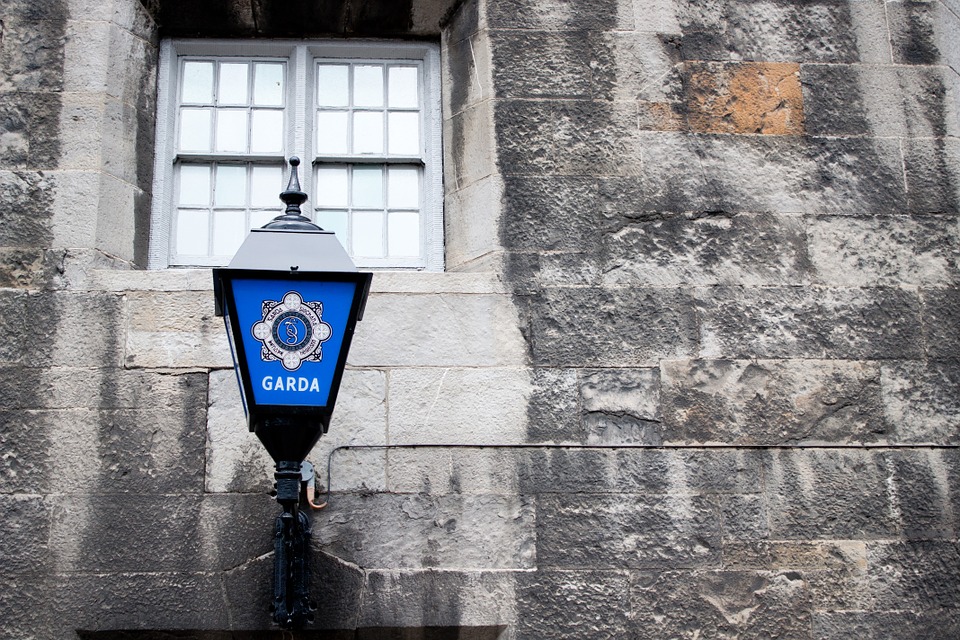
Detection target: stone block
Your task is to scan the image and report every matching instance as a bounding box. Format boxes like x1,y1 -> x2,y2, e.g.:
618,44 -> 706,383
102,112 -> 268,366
762,450 -> 897,539
697,286 -> 924,360
675,0 -> 881,63
720,494 -> 768,542
580,368 -> 661,445
591,31 -> 683,103
57,92 -> 106,171
922,288 -> 960,359
614,448 -> 763,495
524,287 -> 699,367
517,447 -> 615,494
49,170 -> 100,249
887,0 -> 960,66
814,611 -> 960,640
0,170 -> 56,247
0,248 -> 65,289
494,99 -> 643,176
491,30 -> 593,99
536,493 -> 722,569
386,447 -> 524,495
630,570 -> 812,639
313,493 -> 536,570
809,215 -> 959,287
865,540 -> 960,610
881,360 -> 960,444
486,0 -> 632,30
49,495 -> 203,572
358,570 -> 517,629
902,136 -> 960,215
683,61 -> 804,135
52,571 -> 230,631
601,213 -> 811,286
124,290 -> 232,368
0,495 -> 53,575
661,359 -> 886,445
515,570 -> 631,640
388,368 -> 532,444
197,493 -> 276,572
0,573 -> 53,640
0,14 -> 66,93
886,450 -> 957,539
444,100 -> 496,191
62,19 -> 111,93
349,293 -> 526,367
632,0 -> 681,33
0,410 -> 53,494
445,175 -> 504,269
803,64 -> 959,138
641,133 -> 907,215
323,446 -> 387,493
500,176 -> 605,252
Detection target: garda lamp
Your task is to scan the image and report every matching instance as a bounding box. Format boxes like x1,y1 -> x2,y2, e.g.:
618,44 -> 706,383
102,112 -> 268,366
213,156 -> 371,466
213,157 -> 372,629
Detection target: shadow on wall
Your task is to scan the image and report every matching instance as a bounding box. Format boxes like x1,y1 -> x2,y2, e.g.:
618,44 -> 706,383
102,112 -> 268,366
77,628 -> 508,639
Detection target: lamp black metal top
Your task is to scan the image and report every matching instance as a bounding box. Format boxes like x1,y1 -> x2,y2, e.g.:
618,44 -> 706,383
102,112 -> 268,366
263,157 -> 323,232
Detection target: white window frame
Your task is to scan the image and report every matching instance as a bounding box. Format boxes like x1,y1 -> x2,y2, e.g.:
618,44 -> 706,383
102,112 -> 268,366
148,38 -> 444,271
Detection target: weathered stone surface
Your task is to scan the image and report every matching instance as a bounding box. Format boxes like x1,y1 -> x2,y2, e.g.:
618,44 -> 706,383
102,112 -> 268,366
0,495 -> 53,575
641,133 -> 907,215
358,570 -> 517,629
661,359 -> 886,445
197,493 -> 276,572
902,137 -> 960,214
515,570 -> 631,639
814,610 -> 960,640
487,0 -> 631,30
124,290 -> 232,368
683,61 -> 804,134
886,451 -> 957,539
615,449 -> 763,495
388,368 -> 531,444
385,447 -> 522,495
314,493 -> 536,570
537,493 -> 722,569
580,368 -> 661,445
525,367 -> 581,442
349,293 -> 526,367
591,31 -> 683,103
697,286 -> 924,360
0,170 -> 56,247
0,13 -> 66,94
601,213 -> 810,286
922,287 -> 960,359
865,541 -> 960,610
446,175 -> 503,269
491,30 -> 594,99
0,291 -> 125,367
494,99 -> 642,176
500,176 -> 605,251
630,570 -> 812,639
444,100 -> 497,192
881,360 -> 960,444
763,450 -> 897,539
675,0 -> 886,63
809,215 -> 959,287
0,574 -> 53,640
524,287 -> 699,367
803,64 -> 958,138
887,0 -> 960,66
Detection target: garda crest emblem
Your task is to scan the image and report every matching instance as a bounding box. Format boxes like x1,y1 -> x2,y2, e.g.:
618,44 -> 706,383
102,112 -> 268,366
251,291 -> 332,371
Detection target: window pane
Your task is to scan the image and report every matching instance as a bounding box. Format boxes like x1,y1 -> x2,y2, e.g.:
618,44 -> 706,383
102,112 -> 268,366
388,66 -> 418,108
176,210 -> 209,255
182,61 -> 213,103
251,166 -> 283,207
387,167 -> 419,209
317,111 -> 349,154
254,63 -> 284,106
213,210 -> 247,255
178,164 -> 211,206
215,110 -> 248,153
218,63 -> 249,105
250,209 -> 276,229
316,166 -> 348,207
353,210 -> 384,257
251,110 -> 283,153
388,210 -> 420,256
353,111 -> 384,154
316,210 -> 348,248
179,108 -> 211,152
317,65 -> 349,107
354,65 -> 384,107
214,165 -> 246,207
352,166 -> 383,208
388,112 -> 420,155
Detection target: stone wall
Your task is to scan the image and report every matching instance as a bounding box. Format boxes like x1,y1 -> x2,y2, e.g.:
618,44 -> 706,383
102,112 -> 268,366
0,0 -> 958,638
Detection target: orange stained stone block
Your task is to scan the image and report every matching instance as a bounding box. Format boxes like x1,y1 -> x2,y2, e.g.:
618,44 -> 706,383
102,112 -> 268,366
684,61 -> 805,135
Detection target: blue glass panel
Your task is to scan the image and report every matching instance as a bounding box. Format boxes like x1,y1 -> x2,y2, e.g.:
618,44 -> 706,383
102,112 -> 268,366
231,279 -> 358,407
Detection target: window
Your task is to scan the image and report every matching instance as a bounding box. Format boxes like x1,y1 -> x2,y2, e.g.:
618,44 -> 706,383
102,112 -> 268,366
148,40 -> 443,270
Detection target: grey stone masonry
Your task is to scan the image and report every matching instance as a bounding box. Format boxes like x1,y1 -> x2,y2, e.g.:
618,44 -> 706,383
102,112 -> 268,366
1,0 -> 959,638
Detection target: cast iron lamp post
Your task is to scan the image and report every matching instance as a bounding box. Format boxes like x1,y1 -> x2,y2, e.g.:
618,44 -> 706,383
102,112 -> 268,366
213,157 -> 372,629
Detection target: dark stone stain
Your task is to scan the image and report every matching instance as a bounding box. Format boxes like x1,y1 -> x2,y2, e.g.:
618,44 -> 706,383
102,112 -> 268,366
899,2 -> 939,65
